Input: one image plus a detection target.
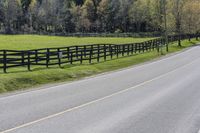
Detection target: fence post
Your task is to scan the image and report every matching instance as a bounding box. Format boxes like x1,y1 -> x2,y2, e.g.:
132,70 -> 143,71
148,41 -> 151,51
90,45 -> 93,63
84,45 -> 87,57
46,48 -> 49,68
131,44 -> 134,54
154,40 -> 156,51
21,52 -> 25,65
196,33 -> 199,40
149,41 -> 152,51
97,45 -> 100,62
3,50 -> 7,73
35,50 -> 38,64
142,43 -> 145,53
165,38 -> 169,52
157,40 -> 160,53
80,50 -> 83,64
89,49 -> 92,64
118,45 -> 120,56
110,45 -> 113,59
135,44 -> 137,53
70,52 -> 73,64
139,44 -> 141,53
122,45 -> 125,56
188,34 -> 191,41
27,51 -> 31,71
115,45 -> 117,58
145,42 -> 148,51
67,47 -> 70,61
104,44 -> 107,61
76,46 -> 78,59
127,45 -> 130,55
57,48 -> 61,67
199,33 -> 200,40
178,35 -> 181,46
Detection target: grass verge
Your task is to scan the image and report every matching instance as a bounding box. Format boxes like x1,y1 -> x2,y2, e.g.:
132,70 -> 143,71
0,39 -> 199,93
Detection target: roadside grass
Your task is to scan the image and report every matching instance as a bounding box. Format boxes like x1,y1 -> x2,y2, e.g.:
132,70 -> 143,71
0,35 -> 153,50
0,38 -> 199,93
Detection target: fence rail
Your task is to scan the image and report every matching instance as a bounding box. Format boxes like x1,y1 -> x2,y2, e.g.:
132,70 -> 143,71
0,34 -> 199,73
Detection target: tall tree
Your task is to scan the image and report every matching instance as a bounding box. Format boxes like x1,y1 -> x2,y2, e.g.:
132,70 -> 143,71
172,0 -> 185,46
98,0 -> 120,32
182,0 -> 200,35
71,3 -> 91,32
117,0 -> 133,32
160,0 -> 168,51
58,0 -> 75,32
0,0 -> 199,34
4,0 -> 22,33
21,0 -> 32,14
0,0 -> 5,31
0,1 -> 5,23
129,0 -> 149,32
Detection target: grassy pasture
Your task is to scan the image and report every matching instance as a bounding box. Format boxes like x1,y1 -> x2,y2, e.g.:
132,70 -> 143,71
0,35 -> 199,93
0,35 -> 154,50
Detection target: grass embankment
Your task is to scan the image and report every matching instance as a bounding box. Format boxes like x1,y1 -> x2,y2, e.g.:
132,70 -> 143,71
0,35 -> 199,93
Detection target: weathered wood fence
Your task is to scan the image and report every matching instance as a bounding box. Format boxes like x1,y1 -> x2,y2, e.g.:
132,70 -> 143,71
0,34 -> 199,73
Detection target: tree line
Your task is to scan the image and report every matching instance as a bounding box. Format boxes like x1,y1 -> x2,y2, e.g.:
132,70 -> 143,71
0,0 -> 199,35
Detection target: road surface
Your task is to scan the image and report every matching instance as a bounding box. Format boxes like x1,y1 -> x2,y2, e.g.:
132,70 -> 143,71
1,46 -> 200,133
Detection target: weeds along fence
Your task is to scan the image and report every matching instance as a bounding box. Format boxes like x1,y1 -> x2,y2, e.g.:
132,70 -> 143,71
0,34 -> 199,73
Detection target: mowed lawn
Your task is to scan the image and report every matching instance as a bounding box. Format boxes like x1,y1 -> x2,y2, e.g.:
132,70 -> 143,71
0,35 -> 199,93
0,35 -> 154,50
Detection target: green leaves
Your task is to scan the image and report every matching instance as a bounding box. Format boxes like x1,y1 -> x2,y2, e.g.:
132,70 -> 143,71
21,0 -> 32,12
0,0 -> 199,34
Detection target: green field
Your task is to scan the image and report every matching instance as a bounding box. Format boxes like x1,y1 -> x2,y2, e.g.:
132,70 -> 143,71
0,35 -> 199,93
0,35 -> 154,50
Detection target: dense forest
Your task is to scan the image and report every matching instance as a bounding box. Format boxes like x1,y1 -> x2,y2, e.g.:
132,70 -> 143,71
0,0 -> 199,35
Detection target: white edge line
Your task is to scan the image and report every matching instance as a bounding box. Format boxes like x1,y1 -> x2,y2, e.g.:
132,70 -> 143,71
0,46 -> 196,100
1,55 -> 200,133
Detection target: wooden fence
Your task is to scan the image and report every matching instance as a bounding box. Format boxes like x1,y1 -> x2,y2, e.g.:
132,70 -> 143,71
0,34 -> 199,73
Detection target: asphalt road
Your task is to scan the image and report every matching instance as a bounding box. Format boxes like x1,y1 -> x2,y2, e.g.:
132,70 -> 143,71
1,46 -> 200,133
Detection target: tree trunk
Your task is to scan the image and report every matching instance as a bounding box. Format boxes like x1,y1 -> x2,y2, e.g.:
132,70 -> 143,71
178,34 -> 181,47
